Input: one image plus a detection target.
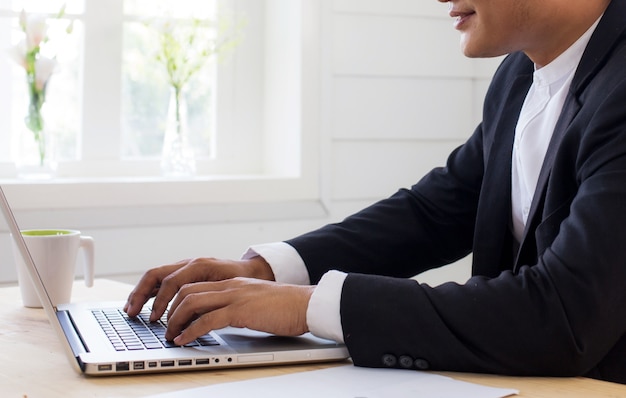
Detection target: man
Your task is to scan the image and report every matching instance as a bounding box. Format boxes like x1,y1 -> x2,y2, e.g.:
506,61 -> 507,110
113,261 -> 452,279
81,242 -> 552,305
125,0 -> 626,383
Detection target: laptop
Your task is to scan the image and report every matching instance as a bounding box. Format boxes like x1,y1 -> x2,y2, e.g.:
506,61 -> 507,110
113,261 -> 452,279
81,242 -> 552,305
0,185 -> 349,376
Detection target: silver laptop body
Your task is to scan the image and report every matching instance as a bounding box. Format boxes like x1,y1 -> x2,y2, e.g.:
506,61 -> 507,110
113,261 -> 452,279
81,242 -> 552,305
0,185 -> 349,376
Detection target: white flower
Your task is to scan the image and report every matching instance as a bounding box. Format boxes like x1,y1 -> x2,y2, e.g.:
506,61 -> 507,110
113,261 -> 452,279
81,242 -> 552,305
19,9 -> 27,29
24,13 -> 48,51
34,56 -> 57,90
7,40 -> 27,68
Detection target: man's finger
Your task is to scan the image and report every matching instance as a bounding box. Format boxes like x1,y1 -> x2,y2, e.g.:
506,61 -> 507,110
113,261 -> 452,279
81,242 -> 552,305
125,262 -> 187,318
173,309 -> 232,346
168,280 -> 233,319
124,269 -> 167,316
165,290 -> 233,340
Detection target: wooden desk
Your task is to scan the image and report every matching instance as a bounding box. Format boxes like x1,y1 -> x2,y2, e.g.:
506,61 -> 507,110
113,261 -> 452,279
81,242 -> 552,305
2,280 -> 626,398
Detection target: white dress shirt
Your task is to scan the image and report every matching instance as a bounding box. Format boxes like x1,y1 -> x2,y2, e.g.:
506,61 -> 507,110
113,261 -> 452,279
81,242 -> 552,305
511,18 -> 599,242
243,17 -> 600,343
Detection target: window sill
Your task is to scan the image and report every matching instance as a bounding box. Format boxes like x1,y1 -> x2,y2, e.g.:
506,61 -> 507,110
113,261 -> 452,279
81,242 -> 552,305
0,174 -> 327,230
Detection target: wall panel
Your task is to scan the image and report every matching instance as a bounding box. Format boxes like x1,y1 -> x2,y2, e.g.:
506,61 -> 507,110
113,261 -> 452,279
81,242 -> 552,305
331,140 -> 463,200
332,14 -> 471,77
332,77 -> 473,140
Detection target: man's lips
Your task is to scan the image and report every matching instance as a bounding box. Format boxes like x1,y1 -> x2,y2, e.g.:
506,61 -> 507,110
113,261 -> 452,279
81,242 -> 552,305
449,10 -> 476,30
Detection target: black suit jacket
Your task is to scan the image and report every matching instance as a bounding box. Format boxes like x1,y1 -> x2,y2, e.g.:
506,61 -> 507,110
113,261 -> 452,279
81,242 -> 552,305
287,0 -> 626,384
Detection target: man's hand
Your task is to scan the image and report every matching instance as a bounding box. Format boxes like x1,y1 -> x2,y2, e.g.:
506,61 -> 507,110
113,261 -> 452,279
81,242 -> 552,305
165,278 -> 314,345
123,256 -> 275,321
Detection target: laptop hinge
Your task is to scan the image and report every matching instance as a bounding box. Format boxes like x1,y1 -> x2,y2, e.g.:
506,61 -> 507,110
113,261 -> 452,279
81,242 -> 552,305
56,310 -> 88,370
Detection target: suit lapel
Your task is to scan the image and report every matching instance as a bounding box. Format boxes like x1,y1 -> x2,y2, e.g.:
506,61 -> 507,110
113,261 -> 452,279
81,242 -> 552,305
472,74 -> 532,277
512,0 -> 626,270
571,0 -> 626,94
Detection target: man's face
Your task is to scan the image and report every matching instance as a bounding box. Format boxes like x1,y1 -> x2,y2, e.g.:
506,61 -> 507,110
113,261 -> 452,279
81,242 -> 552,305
438,0 -> 537,59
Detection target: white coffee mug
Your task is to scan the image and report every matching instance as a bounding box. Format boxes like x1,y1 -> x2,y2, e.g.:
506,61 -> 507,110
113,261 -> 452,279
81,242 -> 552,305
13,229 -> 95,308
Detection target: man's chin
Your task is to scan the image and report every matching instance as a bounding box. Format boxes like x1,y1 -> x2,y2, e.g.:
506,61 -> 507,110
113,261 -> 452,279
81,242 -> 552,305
460,40 -> 508,59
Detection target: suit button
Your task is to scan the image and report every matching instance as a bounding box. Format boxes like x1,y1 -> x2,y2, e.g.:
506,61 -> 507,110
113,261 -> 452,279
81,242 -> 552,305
382,354 -> 397,367
414,358 -> 430,370
399,355 -> 414,369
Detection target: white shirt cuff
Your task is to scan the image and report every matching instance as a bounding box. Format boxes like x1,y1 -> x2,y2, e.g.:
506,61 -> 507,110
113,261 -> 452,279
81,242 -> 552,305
242,242 -> 310,285
306,270 -> 347,343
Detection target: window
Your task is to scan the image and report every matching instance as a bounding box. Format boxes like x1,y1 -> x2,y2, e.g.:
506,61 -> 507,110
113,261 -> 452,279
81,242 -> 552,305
0,0 -> 320,215
0,0 -> 82,167
0,0 -> 309,178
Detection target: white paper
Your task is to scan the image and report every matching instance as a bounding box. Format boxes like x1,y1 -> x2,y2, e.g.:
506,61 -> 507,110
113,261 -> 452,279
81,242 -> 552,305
145,365 -> 518,398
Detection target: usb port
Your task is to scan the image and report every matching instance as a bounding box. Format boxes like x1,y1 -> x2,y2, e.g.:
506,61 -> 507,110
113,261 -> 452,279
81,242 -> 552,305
179,359 -> 192,366
161,360 -> 175,367
98,364 -> 113,371
133,362 -> 145,370
116,362 -> 130,371
196,359 -> 210,365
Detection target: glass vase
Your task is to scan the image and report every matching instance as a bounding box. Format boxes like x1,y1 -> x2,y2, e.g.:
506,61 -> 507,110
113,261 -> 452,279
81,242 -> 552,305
15,106 -> 57,180
161,87 -> 196,177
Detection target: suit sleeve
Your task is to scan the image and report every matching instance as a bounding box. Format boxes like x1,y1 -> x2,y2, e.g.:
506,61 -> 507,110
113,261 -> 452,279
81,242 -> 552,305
340,75 -> 626,379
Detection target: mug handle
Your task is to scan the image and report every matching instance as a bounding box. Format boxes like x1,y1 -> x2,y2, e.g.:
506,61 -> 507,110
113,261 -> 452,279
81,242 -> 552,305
79,236 -> 95,287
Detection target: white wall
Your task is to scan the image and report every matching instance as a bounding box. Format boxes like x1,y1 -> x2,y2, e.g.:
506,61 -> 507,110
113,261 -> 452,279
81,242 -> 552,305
0,0 -> 502,287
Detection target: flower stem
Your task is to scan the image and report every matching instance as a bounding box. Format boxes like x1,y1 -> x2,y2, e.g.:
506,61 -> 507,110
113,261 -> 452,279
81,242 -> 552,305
174,85 -> 183,136
25,74 -> 46,166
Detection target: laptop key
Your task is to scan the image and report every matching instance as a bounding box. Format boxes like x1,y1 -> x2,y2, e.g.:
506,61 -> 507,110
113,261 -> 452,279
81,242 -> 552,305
161,340 -> 178,348
92,308 -> 220,351
126,345 -> 146,351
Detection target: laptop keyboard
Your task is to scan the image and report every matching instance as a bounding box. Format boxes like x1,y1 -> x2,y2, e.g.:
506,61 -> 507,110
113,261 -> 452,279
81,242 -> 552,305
92,308 -> 219,351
